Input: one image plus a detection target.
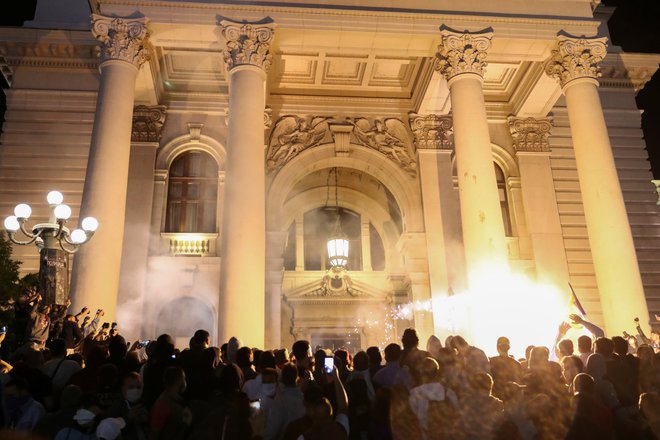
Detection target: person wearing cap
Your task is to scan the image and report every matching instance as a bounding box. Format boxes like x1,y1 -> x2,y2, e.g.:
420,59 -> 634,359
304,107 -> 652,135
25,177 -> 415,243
96,417 -> 126,440
489,336 -> 522,400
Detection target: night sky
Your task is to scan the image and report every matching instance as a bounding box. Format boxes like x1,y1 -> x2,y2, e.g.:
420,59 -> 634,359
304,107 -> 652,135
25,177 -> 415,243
0,0 -> 659,176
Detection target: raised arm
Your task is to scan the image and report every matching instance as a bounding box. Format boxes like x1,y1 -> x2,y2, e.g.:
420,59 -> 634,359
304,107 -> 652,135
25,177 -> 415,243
570,314 -> 605,339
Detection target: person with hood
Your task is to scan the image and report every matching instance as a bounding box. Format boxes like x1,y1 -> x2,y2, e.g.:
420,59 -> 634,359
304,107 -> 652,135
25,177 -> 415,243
408,357 -> 458,439
585,353 -> 620,412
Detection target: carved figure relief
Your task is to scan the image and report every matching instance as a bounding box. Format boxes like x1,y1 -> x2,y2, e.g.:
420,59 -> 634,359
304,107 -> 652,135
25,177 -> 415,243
348,118 -> 416,176
266,115 -> 331,172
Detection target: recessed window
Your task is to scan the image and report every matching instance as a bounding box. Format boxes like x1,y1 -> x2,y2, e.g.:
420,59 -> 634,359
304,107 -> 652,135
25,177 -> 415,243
165,151 -> 218,233
494,163 -> 513,237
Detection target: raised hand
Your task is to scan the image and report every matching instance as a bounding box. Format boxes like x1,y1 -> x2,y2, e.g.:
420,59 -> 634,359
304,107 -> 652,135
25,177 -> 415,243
569,314 -> 584,325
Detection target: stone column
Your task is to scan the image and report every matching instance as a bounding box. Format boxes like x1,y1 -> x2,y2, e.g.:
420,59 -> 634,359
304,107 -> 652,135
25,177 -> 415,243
218,19 -> 274,347
546,35 -> 650,334
117,105 -> 166,342
360,220 -> 372,271
70,15 -> 150,319
435,27 -> 508,282
265,230 -> 287,349
509,116 -> 570,286
295,213 -> 305,271
410,113 -> 459,337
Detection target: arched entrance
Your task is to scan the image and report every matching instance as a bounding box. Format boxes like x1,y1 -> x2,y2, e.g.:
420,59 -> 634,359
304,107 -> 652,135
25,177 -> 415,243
156,296 -> 214,349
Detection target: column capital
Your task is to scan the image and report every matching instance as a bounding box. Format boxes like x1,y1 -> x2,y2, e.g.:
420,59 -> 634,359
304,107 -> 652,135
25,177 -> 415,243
545,34 -> 608,89
434,26 -> 493,82
131,105 -> 167,143
92,14 -> 150,69
219,18 -> 275,72
508,116 -> 553,153
408,112 -> 454,151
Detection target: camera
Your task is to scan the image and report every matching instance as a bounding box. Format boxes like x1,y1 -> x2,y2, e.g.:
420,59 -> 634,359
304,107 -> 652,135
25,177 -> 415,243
634,317 -> 640,322
0,325 -> 7,334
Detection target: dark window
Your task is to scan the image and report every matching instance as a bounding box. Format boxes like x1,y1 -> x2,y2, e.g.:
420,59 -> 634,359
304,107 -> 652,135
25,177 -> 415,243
165,151 -> 218,233
494,163 -> 513,237
369,223 -> 386,271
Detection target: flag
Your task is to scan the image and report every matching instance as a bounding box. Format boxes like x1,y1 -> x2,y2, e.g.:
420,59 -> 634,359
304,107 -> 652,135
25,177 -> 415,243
568,282 -> 587,317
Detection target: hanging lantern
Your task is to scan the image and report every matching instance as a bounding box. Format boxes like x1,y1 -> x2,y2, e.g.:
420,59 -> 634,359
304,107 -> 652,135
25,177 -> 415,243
327,214 -> 349,269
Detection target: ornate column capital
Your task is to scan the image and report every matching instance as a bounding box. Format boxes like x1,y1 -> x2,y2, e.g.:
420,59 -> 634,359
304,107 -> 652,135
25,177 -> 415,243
408,112 -> 454,150
434,26 -> 493,82
545,34 -> 608,89
131,105 -> 167,143
92,14 -> 150,69
219,18 -> 275,72
508,116 -> 553,153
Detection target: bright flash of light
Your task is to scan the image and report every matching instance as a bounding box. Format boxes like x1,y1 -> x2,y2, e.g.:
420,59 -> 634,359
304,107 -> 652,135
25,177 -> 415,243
436,265 -> 570,359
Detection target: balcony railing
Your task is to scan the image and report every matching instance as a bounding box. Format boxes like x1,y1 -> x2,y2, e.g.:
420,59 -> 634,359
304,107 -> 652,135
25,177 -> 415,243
160,233 -> 218,256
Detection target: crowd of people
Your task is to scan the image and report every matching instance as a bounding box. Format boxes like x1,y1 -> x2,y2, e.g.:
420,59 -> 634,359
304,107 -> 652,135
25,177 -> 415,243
0,289 -> 659,440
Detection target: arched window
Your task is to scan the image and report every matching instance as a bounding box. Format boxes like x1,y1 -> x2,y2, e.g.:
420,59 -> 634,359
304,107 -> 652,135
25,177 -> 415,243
165,151 -> 218,233
494,163 -> 513,237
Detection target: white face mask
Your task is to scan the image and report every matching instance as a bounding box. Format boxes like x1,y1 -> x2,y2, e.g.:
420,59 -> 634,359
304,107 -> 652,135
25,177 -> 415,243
262,383 -> 277,398
126,388 -> 143,403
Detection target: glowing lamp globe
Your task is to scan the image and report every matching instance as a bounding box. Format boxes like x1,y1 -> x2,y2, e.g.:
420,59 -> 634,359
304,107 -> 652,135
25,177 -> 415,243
327,236 -> 349,269
4,216 -> 20,232
70,229 -> 87,244
47,191 -> 64,205
14,204 -> 32,219
54,204 -> 72,220
81,217 -> 98,232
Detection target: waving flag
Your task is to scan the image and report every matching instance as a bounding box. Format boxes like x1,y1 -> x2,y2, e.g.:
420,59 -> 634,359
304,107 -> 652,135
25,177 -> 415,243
568,282 -> 587,317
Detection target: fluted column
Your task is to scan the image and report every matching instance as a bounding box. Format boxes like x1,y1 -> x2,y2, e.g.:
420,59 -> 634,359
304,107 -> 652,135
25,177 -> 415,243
435,27 -> 508,281
546,35 -> 650,334
70,15 -> 149,319
218,19 -> 274,347
509,116 -> 570,287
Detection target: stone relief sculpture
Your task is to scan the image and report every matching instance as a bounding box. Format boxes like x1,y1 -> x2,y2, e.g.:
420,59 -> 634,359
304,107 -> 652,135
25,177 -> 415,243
348,117 -> 417,176
266,115 -> 330,172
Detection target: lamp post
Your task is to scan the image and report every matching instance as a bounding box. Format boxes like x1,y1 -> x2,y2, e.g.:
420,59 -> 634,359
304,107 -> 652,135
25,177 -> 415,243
3,191 -> 98,306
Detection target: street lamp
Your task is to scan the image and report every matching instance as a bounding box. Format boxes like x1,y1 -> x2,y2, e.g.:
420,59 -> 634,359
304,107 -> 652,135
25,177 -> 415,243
325,167 -> 349,270
3,191 -> 98,306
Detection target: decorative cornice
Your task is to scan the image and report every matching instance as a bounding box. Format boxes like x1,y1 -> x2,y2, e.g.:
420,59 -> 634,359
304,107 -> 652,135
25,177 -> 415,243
434,26 -> 493,81
545,34 -> 608,89
219,18 -> 275,72
408,112 -> 453,150
508,116 -> 553,153
132,105 -> 167,143
91,14 -> 150,69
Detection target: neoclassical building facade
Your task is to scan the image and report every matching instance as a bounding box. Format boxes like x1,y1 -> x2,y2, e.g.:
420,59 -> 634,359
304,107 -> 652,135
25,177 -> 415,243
1,0 -> 659,349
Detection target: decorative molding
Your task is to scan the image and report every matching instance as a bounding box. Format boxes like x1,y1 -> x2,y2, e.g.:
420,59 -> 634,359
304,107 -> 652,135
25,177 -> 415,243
91,14 -> 150,69
599,64 -> 658,93
306,268 -> 362,297
131,105 -> 167,143
187,122 -> 203,141
219,18 -> 275,72
545,34 -> 608,88
508,116 -> 553,153
434,26 -> 493,81
0,56 -> 12,86
264,106 -> 272,129
408,112 -> 453,150
348,117 -> 417,176
266,115 -> 331,172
